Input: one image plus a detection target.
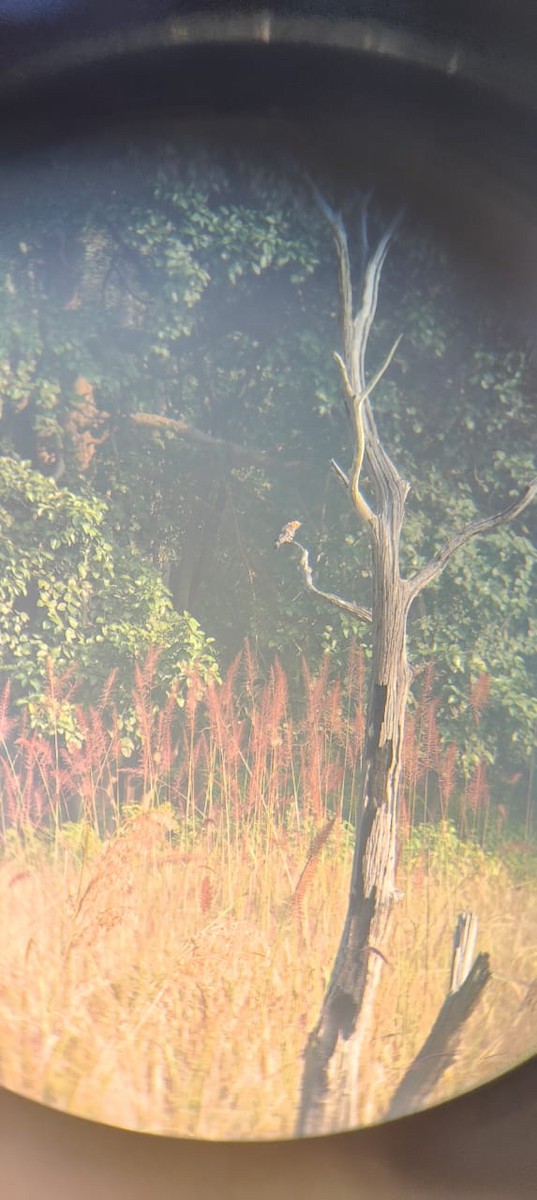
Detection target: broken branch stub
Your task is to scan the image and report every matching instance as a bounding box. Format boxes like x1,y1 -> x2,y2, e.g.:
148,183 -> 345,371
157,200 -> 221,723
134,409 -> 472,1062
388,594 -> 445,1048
385,913 -> 491,1122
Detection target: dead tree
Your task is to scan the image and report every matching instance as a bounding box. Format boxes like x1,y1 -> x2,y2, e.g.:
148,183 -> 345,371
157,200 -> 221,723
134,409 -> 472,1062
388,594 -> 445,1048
292,189 -> 537,1137
386,912 -> 491,1121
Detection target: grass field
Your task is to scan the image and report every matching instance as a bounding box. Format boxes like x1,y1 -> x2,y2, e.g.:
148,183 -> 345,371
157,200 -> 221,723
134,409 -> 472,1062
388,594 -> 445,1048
0,648 -> 535,1138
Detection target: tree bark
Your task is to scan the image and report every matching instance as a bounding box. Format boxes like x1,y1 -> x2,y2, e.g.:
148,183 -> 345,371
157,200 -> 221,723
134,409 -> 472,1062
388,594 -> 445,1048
295,196 -> 413,1136
297,495 -> 413,1135
386,914 -> 491,1122
294,189 -> 537,1137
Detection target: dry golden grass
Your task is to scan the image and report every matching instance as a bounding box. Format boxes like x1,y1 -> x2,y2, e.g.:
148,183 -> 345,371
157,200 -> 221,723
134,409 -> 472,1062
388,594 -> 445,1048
0,808 -> 535,1139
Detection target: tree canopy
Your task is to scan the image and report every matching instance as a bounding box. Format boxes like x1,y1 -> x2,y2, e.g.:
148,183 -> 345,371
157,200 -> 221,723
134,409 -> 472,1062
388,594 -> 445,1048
0,137 -> 534,784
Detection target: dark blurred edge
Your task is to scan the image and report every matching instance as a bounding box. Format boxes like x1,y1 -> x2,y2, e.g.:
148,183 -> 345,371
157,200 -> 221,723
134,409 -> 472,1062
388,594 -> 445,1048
0,0 -> 535,1180
2,0 -> 537,91
1,1055 -> 537,1196
1,9 -> 537,328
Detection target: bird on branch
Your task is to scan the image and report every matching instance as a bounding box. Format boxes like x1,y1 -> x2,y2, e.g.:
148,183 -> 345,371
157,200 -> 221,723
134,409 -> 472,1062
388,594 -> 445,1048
274,520 -> 302,550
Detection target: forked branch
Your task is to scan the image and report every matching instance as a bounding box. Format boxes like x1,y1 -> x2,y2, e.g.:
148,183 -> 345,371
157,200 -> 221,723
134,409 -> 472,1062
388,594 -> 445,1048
310,183 -> 404,522
333,334 -> 403,522
295,544 -> 372,624
408,476 -> 537,600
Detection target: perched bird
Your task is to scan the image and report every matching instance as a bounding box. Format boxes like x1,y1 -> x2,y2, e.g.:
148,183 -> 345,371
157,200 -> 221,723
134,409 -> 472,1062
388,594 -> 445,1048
274,519 -> 302,550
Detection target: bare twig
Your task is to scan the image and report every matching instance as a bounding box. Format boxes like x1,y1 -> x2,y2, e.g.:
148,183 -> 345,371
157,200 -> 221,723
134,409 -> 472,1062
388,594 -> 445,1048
330,458 -> 350,489
295,543 -> 372,624
408,477 -> 537,600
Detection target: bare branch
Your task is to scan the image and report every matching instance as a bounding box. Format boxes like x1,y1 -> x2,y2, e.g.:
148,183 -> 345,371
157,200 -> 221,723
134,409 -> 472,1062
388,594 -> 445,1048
332,351 -> 354,400
386,914 -> 488,1123
295,544 -> 372,624
330,458 -> 350,489
359,190 -> 372,273
130,412 -> 299,469
310,184 -> 405,521
386,951 -> 491,1122
408,477 -> 537,600
347,334 -> 404,524
334,335 -> 402,412
352,217 -> 400,393
333,316 -> 402,526
306,182 -> 353,351
358,335 -> 403,406
326,212 -> 354,363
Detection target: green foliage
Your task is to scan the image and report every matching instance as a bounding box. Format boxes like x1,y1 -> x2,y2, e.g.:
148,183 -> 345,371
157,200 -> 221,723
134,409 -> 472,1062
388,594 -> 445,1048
0,456 -> 218,738
0,144 -> 326,640
404,820 -> 496,876
405,818 -> 537,883
0,141 -> 534,786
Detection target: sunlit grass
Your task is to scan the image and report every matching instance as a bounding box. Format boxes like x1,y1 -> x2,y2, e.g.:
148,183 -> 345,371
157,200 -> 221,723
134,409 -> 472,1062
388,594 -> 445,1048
0,647 -> 535,1138
0,809 -> 535,1138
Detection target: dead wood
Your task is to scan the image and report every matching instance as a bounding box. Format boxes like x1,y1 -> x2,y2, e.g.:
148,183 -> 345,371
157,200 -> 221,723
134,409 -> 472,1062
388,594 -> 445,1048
386,913 -> 491,1122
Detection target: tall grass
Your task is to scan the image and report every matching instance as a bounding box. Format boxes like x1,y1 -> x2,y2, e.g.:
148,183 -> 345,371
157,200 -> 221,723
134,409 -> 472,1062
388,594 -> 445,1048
0,645 -> 535,1137
0,646 -> 528,847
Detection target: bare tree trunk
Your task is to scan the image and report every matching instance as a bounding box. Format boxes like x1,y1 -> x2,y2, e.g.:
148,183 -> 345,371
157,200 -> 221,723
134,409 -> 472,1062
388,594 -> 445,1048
297,485 -> 413,1135
293,187 -> 537,1137
294,196 -> 413,1134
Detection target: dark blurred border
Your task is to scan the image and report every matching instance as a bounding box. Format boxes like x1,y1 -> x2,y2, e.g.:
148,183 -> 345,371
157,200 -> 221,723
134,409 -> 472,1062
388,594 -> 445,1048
2,1055 -> 537,1197
0,0 -> 536,1190
1,0 -> 537,113
1,0 -> 537,72
2,5 -> 537,336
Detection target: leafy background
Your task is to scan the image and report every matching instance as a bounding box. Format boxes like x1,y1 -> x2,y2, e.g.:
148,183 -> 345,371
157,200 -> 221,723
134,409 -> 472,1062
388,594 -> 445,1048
0,134 -> 535,804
